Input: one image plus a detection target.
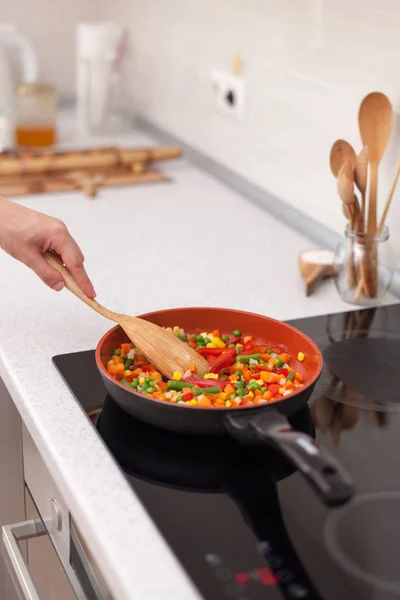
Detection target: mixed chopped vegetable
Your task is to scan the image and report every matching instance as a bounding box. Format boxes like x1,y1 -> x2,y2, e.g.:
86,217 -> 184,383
106,326 -> 305,408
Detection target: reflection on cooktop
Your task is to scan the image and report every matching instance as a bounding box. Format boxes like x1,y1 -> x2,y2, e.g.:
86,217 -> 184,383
325,492 -> 400,595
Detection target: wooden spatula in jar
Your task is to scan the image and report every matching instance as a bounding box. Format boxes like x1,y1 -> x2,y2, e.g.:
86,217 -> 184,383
44,252 -> 209,379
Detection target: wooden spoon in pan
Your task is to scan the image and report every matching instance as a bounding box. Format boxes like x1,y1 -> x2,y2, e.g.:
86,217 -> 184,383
44,252 -> 209,379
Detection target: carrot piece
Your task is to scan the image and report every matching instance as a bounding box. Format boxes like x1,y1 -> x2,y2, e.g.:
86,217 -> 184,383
228,374 -> 239,382
279,353 -> 291,364
113,356 -> 123,364
188,339 -> 197,349
243,336 -> 253,343
260,353 -> 270,362
120,343 -> 133,358
158,381 -> 167,390
225,384 -> 235,396
285,380 -> 295,390
132,368 -> 142,376
188,363 -> 197,373
243,369 -> 253,382
263,391 -> 273,400
212,329 -> 221,339
151,371 -> 162,381
260,371 -> 275,383
295,372 -> 304,383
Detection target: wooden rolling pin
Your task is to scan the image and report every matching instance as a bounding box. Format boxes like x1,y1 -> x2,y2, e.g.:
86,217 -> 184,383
0,145 -> 182,176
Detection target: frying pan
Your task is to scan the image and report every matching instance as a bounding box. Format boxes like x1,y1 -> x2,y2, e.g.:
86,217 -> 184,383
97,397 -> 324,600
96,307 -> 353,505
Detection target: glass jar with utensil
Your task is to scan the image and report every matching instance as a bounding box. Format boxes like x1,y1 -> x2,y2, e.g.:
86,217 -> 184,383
334,225 -> 395,306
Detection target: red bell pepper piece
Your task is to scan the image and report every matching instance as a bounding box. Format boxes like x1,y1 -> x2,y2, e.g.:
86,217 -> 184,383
268,384 -> 280,396
271,346 -> 285,354
227,336 -> 241,345
182,392 -> 194,401
197,348 -> 228,356
239,344 -> 268,356
276,368 -> 289,377
210,349 -> 237,373
240,340 -> 255,353
183,376 -> 230,390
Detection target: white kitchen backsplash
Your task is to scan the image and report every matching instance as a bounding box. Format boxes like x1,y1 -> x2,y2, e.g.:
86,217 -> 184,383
100,0 -> 400,259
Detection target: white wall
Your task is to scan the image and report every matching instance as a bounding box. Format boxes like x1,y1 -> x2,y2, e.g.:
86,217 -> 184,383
100,0 -> 400,259
1,0 -> 98,99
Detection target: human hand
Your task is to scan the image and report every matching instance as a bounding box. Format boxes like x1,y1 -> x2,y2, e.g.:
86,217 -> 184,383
0,197 -> 96,297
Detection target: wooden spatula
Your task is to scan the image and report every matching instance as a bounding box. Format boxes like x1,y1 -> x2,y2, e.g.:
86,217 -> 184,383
44,252 -> 209,379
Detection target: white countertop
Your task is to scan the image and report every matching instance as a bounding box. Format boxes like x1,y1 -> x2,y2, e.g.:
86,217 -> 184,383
0,119 -> 377,599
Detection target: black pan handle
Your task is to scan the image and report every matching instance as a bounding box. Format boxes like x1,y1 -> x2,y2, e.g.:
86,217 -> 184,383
226,410 -> 354,506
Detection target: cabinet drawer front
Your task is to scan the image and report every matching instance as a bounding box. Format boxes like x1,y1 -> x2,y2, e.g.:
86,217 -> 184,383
21,424 -> 70,563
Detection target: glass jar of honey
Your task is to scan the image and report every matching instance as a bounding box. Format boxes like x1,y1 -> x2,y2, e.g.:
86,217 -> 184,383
15,83 -> 57,148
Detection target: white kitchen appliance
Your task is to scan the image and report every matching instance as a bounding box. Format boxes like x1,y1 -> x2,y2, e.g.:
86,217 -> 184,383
0,24 -> 39,147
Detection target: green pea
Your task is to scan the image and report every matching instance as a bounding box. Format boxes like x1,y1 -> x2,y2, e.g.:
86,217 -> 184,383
175,395 -> 183,403
228,343 -> 236,348
204,338 -> 211,344
142,383 -> 149,392
229,394 -> 236,400
197,342 -> 205,348
251,383 -> 261,391
287,371 -> 295,382
235,370 -> 242,377
147,387 -> 155,394
145,377 -> 152,383
261,387 -> 267,393
222,335 -> 229,342
233,329 -> 241,337
195,335 -> 203,342
267,349 -> 272,355
249,379 -> 256,385
275,359 -> 284,368
113,349 -> 121,356
177,334 -> 186,341
131,378 -> 139,389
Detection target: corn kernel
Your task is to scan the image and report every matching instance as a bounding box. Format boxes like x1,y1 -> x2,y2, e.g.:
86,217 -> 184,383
172,371 -> 182,381
188,399 -> 199,406
173,326 -> 180,335
297,352 -> 305,362
208,334 -> 214,341
257,379 -> 264,385
139,377 -> 145,385
248,391 -> 254,399
166,327 -> 173,333
243,336 -> 253,343
200,332 -> 208,338
107,359 -> 114,367
236,344 -> 243,349
279,387 -> 285,395
220,392 -> 227,400
204,373 -> 218,380
123,370 -> 132,377
225,401 -> 232,407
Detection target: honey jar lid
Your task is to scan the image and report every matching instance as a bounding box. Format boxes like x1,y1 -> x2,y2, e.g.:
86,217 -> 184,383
16,83 -> 55,96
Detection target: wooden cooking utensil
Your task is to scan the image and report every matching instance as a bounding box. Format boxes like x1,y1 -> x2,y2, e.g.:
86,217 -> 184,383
298,249 -> 335,296
330,139 -> 357,178
358,92 -> 393,234
354,146 -> 369,231
378,160 -> 400,234
44,252 -> 209,379
337,162 -> 358,288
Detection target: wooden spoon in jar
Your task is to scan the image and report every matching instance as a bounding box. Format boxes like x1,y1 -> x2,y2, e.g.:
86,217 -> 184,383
354,146 -> 369,231
358,92 -> 393,234
330,139 -> 357,178
44,252 -> 209,379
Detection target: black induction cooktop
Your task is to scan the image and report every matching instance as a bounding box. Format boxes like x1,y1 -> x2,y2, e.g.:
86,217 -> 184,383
53,304 -> 400,600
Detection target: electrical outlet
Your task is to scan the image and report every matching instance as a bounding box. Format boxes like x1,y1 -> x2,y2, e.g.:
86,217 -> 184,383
210,69 -> 245,119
